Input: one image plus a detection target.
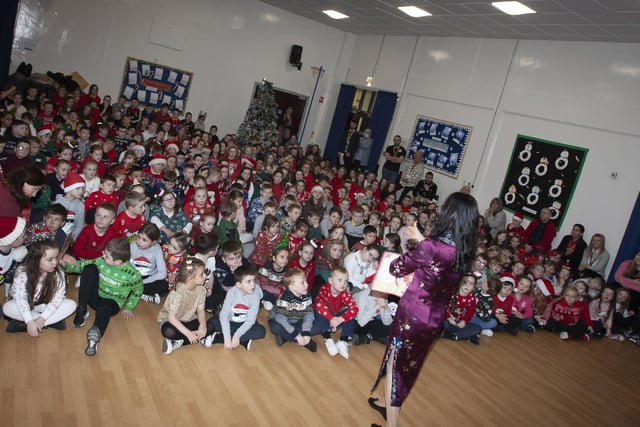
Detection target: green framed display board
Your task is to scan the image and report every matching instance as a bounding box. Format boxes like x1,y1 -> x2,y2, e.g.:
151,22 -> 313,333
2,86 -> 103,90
499,134 -> 588,228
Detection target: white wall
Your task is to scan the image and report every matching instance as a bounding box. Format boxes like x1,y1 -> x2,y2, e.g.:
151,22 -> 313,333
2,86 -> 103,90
363,36 -> 640,274
11,0 -> 355,145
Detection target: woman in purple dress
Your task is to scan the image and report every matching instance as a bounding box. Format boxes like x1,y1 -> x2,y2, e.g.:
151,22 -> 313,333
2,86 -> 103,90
369,192 -> 479,427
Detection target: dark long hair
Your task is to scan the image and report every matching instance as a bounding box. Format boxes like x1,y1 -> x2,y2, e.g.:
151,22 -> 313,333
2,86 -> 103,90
22,240 -> 63,307
1,165 -> 45,208
430,192 -> 479,272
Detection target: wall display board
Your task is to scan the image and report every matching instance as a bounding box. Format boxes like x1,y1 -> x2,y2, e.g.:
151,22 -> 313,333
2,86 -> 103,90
407,115 -> 472,179
119,57 -> 193,110
499,134 -> 588,227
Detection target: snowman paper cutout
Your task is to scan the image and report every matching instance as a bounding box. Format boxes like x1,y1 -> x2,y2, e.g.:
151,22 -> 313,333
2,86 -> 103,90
526,186 -> 541,205
549,179 -> 563,198
519,142 -> 533,162
504,184 -> 517,205
518,167 -> 531,187
555,149 -> 569,170
535,157 -> 549,176
549,201 -> 562,220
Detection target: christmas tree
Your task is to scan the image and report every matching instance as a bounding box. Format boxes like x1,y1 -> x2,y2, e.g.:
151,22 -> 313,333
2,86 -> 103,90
237,80 -> 279,147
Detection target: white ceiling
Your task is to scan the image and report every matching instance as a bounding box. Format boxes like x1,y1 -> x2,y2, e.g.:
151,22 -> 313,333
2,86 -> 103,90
258,0 -> 640,42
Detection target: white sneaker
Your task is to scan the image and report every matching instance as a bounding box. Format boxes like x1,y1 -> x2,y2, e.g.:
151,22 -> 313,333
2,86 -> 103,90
162,338 -> 184,354
481,329 -> 493,337
336,340 -> 350,359
201,333 -> 214,348
324,338 -> 339,356
141,293 -> 161,304
559,331 -> 569,340
262,300 -> 273,311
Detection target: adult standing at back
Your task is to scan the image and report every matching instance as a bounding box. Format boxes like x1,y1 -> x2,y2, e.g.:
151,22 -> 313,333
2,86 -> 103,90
483,197 -> 506,239
381,135 -> 406,184
340,120 -> 360,170
354,128 -> 373,171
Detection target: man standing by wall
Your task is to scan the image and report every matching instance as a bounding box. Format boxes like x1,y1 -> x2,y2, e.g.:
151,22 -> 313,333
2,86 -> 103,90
381,135 -> 405,184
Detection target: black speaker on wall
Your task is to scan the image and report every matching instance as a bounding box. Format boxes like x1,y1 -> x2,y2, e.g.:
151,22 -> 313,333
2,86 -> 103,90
289,44 -> 303,70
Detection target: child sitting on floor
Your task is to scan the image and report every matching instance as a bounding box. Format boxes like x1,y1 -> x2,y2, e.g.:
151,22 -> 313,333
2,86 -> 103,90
158,257 -> 216,354
207,265 -> 266,351
442,273 -> 482,344
539,286 -> 594,341
268,268 -> 317,352
313,266 -> 358,359
65,238 -> 142,356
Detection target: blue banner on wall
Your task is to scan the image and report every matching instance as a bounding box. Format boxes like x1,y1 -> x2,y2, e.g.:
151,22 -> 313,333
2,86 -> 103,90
408,115 -> 472,179
119,56 -> 193,111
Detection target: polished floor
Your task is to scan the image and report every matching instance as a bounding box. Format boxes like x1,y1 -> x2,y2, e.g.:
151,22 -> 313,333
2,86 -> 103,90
1,284 -> 638,427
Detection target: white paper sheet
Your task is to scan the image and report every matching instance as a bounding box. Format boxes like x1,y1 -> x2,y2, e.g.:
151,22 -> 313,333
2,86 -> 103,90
163,94 -> 172,105
137,90 -> 146,103
123,86 -> 134,99
174,85 -> 184,97
154,68 -> 164,79
142,64 -> 151,76
180,74 -> 190,85
149,92 -> 159,104
128,72 -> 137,85
175,100 -> 183,111
167,71 -> 177,83
129,59 -> 138,70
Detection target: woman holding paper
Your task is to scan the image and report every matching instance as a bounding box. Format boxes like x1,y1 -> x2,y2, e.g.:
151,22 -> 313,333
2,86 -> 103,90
369,192 -> 479,427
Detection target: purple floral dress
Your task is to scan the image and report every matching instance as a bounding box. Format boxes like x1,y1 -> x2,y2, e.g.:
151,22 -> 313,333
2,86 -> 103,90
372,237 -> 460,406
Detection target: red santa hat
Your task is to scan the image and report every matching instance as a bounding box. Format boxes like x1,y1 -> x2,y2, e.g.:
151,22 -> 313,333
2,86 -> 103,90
0,217 -> 27,246
63,172 -> 86,193
37,123 -> 53,137
311,185 -> 324,193
562,261 -> 571,271
547,250 -> 560,258
499,272 -> 517,287
149,154 -> 167,167
513,212 -> 524,222
535,278 -> 554,297
130,144 -> 146,156
165,143 -> 179,153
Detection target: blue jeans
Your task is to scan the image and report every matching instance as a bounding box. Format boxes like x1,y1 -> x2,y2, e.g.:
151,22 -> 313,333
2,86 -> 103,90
443,320 -> 482,340
469,315 -> 497,330
381,167 -> 398,184
520,317 -> 534,331
310,309 -> 355,339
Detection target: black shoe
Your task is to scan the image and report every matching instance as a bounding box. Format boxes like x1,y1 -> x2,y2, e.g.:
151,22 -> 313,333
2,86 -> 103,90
372,424 -> 382,427
305,339 -> 317,352
443,330 -> 458,341
468,335 -> 480,345
352,334 -> 361,346
275,335 -> 285,347
508,328 -> 519,336
6,319 -> 27,333
368,397 -> 387,421
73,308 -> 89,328
48,319 -> 66,331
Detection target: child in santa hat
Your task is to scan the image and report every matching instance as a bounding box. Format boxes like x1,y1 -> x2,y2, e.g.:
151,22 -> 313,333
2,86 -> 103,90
55,172 -> 86,240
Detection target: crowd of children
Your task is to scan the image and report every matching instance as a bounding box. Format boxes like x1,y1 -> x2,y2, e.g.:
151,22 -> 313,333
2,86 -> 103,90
1,79 -> 639,362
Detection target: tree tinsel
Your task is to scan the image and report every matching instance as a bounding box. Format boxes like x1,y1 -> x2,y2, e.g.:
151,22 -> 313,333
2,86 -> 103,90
237,80 -> 279,147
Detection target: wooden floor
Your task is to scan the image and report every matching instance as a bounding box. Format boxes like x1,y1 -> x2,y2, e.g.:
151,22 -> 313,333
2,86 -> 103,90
1,283 -> 639,427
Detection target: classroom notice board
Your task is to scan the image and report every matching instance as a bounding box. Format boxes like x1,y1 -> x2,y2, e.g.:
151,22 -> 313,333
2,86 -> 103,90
408,115 -> 472,179
119,57 -> 193,111
499,134 -> 588,228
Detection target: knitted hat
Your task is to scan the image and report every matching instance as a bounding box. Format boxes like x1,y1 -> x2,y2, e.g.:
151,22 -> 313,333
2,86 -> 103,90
63,172 -> 86,193
0,217 -> 27,246
37,123 -> 53,137
149,154 -> 167,167
513,212 -> 524,222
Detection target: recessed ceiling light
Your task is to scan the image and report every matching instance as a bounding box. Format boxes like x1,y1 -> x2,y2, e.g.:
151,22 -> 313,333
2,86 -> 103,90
491,1 -> 536,16
398,6 -> 431,18
323,10 -> 349,20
